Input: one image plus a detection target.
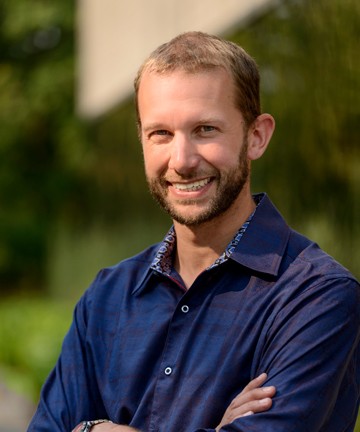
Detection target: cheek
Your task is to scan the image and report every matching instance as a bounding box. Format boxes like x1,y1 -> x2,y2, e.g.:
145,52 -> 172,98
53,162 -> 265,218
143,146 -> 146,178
143,145 -> 169,176
203,146 -> 238,171
203,133 -> 244,166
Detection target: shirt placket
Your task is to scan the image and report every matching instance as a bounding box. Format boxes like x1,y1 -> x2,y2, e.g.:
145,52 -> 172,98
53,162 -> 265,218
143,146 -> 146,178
148,285 -> 194,432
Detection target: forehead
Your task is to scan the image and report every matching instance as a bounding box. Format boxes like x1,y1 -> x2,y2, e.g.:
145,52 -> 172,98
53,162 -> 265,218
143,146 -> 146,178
137,68 -> 237,118
138,66 -> 233,90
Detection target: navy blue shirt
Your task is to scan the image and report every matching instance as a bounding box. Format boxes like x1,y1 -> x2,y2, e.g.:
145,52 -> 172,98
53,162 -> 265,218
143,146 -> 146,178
28,194 -> 360,432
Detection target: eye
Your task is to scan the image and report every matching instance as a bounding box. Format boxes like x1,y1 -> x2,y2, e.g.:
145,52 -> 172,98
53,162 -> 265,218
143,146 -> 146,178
148,129 -> 172,144
196,125 -> 218,136
200,125 -> 215,132
152,130 -> 170,136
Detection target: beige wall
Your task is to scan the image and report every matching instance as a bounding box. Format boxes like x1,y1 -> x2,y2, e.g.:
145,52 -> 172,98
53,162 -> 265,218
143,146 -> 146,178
77,0 -> 276,118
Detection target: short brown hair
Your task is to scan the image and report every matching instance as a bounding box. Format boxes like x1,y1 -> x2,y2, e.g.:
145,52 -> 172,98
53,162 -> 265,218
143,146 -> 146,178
134,31 -> 261,127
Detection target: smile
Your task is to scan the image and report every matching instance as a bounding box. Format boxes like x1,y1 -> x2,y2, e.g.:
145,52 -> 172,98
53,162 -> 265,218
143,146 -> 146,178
172,178 -> 212,192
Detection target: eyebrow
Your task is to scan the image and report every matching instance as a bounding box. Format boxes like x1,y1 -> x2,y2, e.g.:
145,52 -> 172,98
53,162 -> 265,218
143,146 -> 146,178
196,117 -> 225,126
142,123 -> 167,134
142,117 -> 226,132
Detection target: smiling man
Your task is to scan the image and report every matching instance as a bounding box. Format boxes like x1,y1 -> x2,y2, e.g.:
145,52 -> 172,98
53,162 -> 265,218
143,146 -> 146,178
140,69 -> 253,227
138,66 -> 274,288
28,32 -> 360,432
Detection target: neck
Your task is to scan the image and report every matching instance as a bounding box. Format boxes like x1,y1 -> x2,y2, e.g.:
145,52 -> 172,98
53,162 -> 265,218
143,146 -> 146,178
173,189 -> 255,289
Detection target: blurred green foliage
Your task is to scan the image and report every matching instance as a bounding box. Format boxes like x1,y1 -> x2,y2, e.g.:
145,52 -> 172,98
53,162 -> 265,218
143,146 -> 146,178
231,0 -> 360,276
0,0 -> 359,427
0,296 -> 72,400
0,0 -> 91,292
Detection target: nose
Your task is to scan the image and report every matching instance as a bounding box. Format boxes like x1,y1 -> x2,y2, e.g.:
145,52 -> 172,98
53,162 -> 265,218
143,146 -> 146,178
168,133 -> 200,175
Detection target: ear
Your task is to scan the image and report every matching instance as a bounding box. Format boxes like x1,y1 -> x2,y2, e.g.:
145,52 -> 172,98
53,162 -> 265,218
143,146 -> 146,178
247,114 -> 275,161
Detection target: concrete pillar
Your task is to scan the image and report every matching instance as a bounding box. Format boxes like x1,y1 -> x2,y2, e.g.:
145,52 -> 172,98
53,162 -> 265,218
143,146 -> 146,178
77,0 -> 277,118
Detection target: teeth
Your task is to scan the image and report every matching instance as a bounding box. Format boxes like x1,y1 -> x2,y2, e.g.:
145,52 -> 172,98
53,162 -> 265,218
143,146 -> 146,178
173,178 -> 211,191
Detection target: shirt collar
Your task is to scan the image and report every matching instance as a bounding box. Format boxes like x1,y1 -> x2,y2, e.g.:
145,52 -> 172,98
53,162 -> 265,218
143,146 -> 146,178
132,193 -> 290,294
150,227 -> 176,275
229,193 -> 290,276
150,202 -> 257,276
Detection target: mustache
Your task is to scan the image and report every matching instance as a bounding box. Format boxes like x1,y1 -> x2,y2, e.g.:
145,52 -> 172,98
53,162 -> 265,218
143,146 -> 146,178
160,170 -> 219,183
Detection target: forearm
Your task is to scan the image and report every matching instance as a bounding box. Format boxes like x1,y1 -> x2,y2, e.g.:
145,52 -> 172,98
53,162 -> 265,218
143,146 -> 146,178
88,374 -> 275,432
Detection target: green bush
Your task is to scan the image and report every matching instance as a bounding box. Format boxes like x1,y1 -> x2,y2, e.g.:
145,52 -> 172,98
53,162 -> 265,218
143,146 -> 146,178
0,296 -> 72,400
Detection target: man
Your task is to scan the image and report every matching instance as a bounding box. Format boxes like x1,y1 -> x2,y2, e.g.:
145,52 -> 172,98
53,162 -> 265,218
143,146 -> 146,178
28,32 -> 360,431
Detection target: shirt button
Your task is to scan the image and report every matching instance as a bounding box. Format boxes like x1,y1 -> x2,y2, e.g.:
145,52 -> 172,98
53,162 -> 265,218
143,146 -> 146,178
164,367 -> 172,375
181,305 -> 189,313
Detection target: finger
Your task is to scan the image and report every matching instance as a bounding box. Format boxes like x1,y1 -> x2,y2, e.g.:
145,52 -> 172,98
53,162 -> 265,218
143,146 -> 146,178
240,373 -> 268,393
227,397 -> 273,422
241,411 -> 254,417
237,395 -> 273,415
244,396 -> 273,414
231,385 -> 276,409
217,396 -> 272,431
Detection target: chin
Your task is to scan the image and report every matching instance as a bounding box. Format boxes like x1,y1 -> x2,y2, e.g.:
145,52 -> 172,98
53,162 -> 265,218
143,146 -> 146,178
170,206 -> 225,227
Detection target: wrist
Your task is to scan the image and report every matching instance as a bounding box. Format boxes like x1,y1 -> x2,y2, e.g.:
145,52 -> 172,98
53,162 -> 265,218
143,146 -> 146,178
92,424 -> 118,431
72,420 -> 113,432
94,426 -> 139,431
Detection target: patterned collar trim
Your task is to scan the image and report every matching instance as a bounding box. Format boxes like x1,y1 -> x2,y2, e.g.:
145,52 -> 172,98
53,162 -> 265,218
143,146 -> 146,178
150,197 -> 261,275
150,228 -> 176,275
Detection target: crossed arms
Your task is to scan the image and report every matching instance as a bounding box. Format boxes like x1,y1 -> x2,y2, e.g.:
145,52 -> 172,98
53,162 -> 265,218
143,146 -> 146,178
73,374 -> 276,432
29,275 -> 360,432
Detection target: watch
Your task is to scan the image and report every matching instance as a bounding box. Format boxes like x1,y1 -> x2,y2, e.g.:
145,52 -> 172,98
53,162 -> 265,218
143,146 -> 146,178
73,419 -> 112,432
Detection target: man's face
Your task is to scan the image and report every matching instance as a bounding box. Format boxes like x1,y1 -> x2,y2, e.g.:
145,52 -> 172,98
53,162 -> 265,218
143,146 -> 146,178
138,68 -> 250,227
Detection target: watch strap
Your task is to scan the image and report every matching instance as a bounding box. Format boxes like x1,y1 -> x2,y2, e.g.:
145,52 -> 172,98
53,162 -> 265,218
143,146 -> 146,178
73,419 -> 112,432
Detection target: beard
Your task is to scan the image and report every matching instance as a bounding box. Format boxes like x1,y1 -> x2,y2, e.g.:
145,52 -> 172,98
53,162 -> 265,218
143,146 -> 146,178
146,139 -> 250,227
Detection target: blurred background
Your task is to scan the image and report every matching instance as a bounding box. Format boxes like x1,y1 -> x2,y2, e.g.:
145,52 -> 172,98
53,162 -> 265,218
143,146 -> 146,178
0,0 -> 359,430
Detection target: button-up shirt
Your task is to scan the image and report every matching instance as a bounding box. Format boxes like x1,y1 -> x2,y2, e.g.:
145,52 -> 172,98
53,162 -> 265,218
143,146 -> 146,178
28,194 -> 360,432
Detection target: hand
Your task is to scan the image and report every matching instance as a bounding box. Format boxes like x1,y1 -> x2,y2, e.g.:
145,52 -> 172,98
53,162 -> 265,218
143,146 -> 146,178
216,373 -> 276,432
94,424 -> 139,431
